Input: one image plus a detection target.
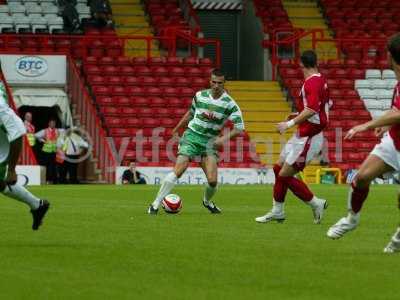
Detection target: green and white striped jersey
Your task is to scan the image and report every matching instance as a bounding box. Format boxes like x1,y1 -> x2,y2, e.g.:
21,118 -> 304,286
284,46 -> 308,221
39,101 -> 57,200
0,81 -> 8,106
188,89 -> 244,138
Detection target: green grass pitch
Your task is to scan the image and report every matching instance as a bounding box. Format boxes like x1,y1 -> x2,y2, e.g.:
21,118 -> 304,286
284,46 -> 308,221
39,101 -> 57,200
0,184 -> 399,299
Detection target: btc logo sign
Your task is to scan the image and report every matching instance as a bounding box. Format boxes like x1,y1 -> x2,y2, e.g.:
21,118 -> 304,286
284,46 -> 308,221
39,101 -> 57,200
15,56 -> 48,77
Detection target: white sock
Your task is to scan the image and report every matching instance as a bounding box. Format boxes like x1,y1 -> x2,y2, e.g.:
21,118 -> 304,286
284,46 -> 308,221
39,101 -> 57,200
393,227 -> 400,240
203,184 -> 217,205
3,183 -> 40,210
272,199 -> 284,214
346,211 -> 360,224
306,196 -> 321,208
152,172 -> 177,209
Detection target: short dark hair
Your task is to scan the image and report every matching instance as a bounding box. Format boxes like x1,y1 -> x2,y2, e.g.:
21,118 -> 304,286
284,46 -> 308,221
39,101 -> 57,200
388,33 -> 400,65
300,50 -> 317,68
211,68 -> 225,77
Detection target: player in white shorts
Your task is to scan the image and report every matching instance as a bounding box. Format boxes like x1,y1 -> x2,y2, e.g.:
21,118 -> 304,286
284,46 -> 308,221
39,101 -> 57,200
0,78 -> 50,230
255,50 -> 329,224
327,33 -> 400,253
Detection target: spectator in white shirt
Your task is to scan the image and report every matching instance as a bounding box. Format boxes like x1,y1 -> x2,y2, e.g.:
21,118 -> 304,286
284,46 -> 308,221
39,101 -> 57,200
57,127 -> 89,184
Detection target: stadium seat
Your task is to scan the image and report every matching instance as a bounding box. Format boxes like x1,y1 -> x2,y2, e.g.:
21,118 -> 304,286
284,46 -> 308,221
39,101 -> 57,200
365,69 -> 382,79
120,76 -> 138,86
111,96 -> 128,106
139,76 -> 156,86
120,107 -> 138,117
382,69 -> 396,80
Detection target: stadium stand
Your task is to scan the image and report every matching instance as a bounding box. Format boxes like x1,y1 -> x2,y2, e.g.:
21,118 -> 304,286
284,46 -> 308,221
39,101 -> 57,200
82,55 -> 258,167
255,0 -> 390,171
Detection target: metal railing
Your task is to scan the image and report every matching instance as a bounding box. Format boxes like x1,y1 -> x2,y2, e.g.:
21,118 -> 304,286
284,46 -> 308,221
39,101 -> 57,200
0,66 -> 37,165
263,27 -> 387,80
66,57 -> 116,183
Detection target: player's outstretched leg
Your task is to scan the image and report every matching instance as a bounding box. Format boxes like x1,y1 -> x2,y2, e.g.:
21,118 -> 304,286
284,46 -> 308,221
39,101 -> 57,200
383,227 -> 400,254
148,155 -> 189,215
255,164 -> 286,223
327,182 -> 365,239
201,155 -> 221,213
202,182 -> 221,213
285,175 -> 328,224
31,199 -> 50,230
255,199 -> 285,223
148,172 -> 177,215
327,155 -> 390,239
1,182 -> 50,230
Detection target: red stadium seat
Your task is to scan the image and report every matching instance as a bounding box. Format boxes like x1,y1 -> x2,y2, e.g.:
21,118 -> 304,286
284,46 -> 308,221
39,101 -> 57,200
92,86 -> 110,96
123,76 -> 140,86
87,75 -> 105,85
142,118 -> 160,127
148,97 -> 165,107
168,66 -> 185,77
105,117 -> 124,127
140,76 -> 157,86
109,128 -> 131,137
180,87 -> 195,97
175,77 -> 190,87
126,86 -> 144,96
131,96 -> 148,106
145,86 -> 162,96
115,56 -> 131,66
107,76 -> 122,86
165,56 -> 183,66
98,57 -> 114,65
158,77 -> 173,86
163,87 -> 179,97
132,57 -> 147,66
134,66 -> 152,76
126,118 -> 143,127
89,40 -> 105,57
149,66 -> 167,77
115,96 -> 131,106
183,57 -> 198,66
103,66 -> 120,75
119,66 -> 135,76
148,57 -> 165,66
100,106 -> 120,116
121,107 -> 139,116
154,108 -> 169,117
84,65 -> 101,76
111,86 -> 126,96
160,118 -> 176,128
97,96 -> 113,106
138,108 -> 154,117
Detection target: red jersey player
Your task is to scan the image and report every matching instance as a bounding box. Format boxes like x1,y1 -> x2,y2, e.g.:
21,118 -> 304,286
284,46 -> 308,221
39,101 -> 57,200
327,34 -> 400,254
255,50 -> 329,224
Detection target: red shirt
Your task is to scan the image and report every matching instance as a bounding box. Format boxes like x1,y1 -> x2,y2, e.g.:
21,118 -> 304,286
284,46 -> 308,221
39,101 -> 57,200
297,73 -> 330,137
389,82 -> 400,150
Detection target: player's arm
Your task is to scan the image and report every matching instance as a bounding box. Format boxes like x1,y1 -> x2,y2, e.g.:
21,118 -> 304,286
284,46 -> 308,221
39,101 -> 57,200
346,108 -> 400,139
171,111 -> 193,137
215,103 -> 244,148
172,96 -> 196,136
277,108 -> 315,134
277,83 -> 319,134
214,128 -> 243,149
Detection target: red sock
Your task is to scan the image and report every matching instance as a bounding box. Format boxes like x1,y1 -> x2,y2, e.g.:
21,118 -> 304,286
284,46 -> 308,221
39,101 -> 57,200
286,176 -> 314,202
273,164 -> 288,202
350,182 -> 369,213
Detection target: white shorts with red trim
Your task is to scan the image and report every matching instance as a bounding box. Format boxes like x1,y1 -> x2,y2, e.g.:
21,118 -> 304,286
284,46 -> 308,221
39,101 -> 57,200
280,132 -> 323,171
371,133 -> 400,171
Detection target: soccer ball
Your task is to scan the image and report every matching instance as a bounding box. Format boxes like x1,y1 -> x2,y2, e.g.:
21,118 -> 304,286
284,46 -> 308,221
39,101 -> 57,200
162,194 -> 182,214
